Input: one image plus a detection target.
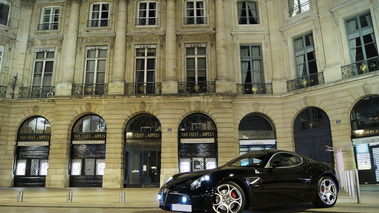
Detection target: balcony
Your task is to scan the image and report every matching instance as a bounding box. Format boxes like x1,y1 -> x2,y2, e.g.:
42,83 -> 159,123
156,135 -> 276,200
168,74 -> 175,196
125,82 -> 162,95
18,86 -> 55,98
0,85 -> 7,98
178,81 -> 215,94
341,57 -> 379,79
87,19 -> 109,27
72,84 -> 108,96
136,18 -> 158,26
236,83 -> 272,94
38,23 -> 59,30
287,72 -> 324,92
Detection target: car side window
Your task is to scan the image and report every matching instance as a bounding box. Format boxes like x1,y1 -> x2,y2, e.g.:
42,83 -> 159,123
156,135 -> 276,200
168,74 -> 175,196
269,153 -> 303,168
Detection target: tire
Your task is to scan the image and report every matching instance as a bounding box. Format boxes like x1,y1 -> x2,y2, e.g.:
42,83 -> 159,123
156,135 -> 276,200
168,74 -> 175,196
212,182 -> 246,213
313,176 -> 338,208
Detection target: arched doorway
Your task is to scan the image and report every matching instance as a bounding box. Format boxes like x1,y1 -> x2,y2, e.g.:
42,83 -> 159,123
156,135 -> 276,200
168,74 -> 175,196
70,115 -> 106,187
14,116 -> 51,187
124,114 -> 161,187
351,95 -> 379,183
178,113 -> 217,173
294,107 -> 333,164
238,113 -> 276,155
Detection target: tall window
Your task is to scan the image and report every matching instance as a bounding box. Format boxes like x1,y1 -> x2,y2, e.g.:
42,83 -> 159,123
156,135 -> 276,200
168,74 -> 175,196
288,0 -> 309,17
0,0 -> 11,26
185,0 -> 206,24
38,6 -> 60,30
136,1 -> 157,26
84,47 -> 107,95
135,45 -> 156,94
186,44 -> 207,93
240,45 -> 263,94
237,1 -> 259,24
88,3 -> 109,27
32,49 -> 54,98
345,12 -> 378,70
0,45 -> 3,75
294,33 -> 317,81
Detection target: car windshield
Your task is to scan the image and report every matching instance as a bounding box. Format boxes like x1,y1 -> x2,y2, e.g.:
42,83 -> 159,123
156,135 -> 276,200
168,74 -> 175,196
223,153 -> 268,168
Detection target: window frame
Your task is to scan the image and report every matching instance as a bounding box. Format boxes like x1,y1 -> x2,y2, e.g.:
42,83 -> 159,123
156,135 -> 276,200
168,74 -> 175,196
84,46 -> 108,89
38,6 -> 60,30
134,45 -> 157,94
136,1 -> 157,26
293,32 -> 317,78
237,1 -> 259,25
184,0 -> 206,25
88,2 -> 110,27
185,44 -> 207,86
345,11 -> 378,64
31,49 -> 55,97
0,45 -> 4,75
0,0 -> 11,26
288,0 -> 309,17
240,44 -> 264,85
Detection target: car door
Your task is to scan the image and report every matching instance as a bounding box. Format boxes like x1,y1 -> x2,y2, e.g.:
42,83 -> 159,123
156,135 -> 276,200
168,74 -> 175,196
259,152 -> 312,205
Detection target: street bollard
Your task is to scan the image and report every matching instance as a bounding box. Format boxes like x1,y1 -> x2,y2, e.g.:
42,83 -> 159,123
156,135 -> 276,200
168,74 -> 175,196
67,191 -> 73,203
17,191 -> 24,202
120,192 -> 125,203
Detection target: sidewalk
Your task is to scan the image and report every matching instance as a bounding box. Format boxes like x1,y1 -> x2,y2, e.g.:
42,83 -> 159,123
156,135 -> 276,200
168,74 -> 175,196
0,187 -> 160,208
0,185 -> 378,211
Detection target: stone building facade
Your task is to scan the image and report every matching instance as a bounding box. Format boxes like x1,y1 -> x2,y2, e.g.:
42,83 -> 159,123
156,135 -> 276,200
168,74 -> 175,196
0,0 -> 379,188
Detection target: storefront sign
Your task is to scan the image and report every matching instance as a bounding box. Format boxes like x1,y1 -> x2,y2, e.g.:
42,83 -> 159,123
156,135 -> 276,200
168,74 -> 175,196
239,130 -> 275,140
352,135 -> 379,145
181,138 -> 214,144
17,141 -> 49,146
180,131 -> 216,138
126,132 -> 161,139
352,128 -> 379,137
72,140 -> 105,144
18,134 -> 51,141
239,139 -> 276,145
73,133 -> 106,140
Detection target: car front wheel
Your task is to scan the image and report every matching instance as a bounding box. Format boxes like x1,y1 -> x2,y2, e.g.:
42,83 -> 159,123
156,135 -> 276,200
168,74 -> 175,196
313,176 -> 338,207
212,182 -> 246,213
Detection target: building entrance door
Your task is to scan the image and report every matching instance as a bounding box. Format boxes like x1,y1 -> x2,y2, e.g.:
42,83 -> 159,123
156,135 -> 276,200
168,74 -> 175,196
124,141 -> 161,187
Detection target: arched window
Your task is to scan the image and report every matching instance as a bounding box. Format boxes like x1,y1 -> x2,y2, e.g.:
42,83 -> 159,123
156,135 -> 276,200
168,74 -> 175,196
178,113 -> 217,173
15,116 -> 51,187
70,114 -> 106,187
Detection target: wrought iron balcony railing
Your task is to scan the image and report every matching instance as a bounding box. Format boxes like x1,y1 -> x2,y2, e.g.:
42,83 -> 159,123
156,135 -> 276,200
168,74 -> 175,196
18,86 -> 55,98
287,72 -> 324,92
38,23 -> 59,30
341,57 -> 379,79
184,17 -> 207,25
136,18 -> 158,26
72,84 -> 108,96
178,81 -> 215,94
125,82 -> 162,95
87,19 -> 109,27
236,83 -> 272,94
0,85 -> 7,98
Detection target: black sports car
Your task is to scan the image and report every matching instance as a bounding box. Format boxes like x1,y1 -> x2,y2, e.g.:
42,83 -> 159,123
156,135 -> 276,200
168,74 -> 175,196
158,150 -> 338,213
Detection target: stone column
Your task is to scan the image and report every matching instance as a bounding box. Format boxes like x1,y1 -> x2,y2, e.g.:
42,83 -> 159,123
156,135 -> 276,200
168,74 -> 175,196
215,0 -> 234,93
108,0 -> 127,95
162,0 -> 178,94
55,0 -> 80,96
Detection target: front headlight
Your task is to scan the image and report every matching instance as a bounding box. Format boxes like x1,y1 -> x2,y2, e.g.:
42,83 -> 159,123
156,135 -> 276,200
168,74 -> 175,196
190,175 -> 210,190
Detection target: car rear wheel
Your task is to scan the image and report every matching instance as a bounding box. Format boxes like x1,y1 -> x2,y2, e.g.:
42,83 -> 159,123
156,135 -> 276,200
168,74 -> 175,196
313,176 -> 338,207
212,182 -> 246,213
